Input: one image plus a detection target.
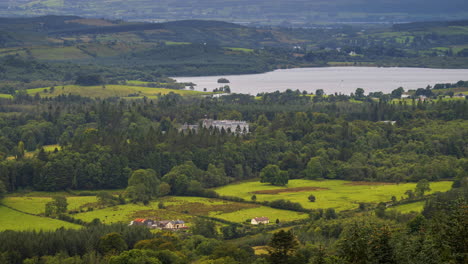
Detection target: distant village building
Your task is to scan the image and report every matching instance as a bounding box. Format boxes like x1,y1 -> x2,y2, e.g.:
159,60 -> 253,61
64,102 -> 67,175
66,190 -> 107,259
251,217 -> 270,225
131,218 -> 154,227
379,121 -> 397,125
152,220 -> 187,230
202,119 -> 249,133
180,119 -> 249,134
130,219 -> 188,230
418,95 -> 429,101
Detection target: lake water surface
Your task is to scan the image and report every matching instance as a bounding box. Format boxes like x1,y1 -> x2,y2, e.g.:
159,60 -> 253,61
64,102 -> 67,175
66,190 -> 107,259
173,67 -> 468,95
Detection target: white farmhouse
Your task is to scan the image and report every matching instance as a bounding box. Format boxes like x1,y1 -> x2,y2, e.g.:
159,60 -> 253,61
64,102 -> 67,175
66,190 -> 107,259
251,217 -> 270,225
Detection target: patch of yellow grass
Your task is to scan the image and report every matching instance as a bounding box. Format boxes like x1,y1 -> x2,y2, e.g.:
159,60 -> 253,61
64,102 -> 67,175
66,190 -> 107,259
27,85 -> 208,98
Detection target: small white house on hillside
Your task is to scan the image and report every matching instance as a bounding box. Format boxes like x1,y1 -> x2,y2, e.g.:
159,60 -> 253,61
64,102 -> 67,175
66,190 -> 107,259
251,217 -> 270,225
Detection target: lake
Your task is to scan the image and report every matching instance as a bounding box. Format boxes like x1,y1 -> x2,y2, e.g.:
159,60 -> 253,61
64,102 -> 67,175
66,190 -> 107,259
173,67 -> 468,95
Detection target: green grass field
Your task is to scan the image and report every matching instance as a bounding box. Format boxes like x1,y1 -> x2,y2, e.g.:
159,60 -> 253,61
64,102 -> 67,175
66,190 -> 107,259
25,84 -> 208,99
0,94 -> 13,99
30,46 -> 91,60
225,47 -> 254,53
214,206 -> 307,223
2,196 -> 98,215
389,201 -> 425,213
72,196 -> 306,224
6,144 -> 61,160
214,180 -> 452,211
0,205 -> 81,231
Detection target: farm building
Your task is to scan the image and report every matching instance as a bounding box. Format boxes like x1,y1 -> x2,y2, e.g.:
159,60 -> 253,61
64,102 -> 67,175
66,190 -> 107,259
251,217 -> 270,225
130,218 -> 154,227
180,119 -> 249,134
130,219 -> 188,230
152,220 -> 188,230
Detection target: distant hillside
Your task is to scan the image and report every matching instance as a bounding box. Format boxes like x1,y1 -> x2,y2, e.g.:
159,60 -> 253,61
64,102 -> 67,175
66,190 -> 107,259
0,16 -> 305,48
1,15 -> 468,92
393,20 -> 468,31
2,0 -> 468,24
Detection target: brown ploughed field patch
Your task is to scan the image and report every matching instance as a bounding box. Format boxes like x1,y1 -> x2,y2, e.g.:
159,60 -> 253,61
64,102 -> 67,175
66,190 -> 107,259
252,186 -> 329,194
345,181 -> 396,186
166,201 -> 258,216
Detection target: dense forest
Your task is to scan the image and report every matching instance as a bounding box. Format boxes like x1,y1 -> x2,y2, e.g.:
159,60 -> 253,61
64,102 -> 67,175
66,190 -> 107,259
1,88 -> 467,193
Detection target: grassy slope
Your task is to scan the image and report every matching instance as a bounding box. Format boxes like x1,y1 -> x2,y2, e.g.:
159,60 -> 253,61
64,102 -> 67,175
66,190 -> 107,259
72,196 -> 306,224
2,196 -> 98,215
214,179 -> 452,211
25,85 -> 208,99
389,201 -> 426,213
0,205 -> 81,231
215,207 -> 307,223
6,144 -> 60,160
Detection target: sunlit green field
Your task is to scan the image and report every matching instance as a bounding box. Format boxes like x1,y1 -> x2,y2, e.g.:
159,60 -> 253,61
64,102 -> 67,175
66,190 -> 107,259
6,144 -> 61,160
389,201 -> 426,213
214,206 -> 307,223
25,85 -> 207,99
214,180 -> 452,211
2,196 -> 98,215
72,196 -> 306,224
0,94 -> 13,99
0,205 -> 81,231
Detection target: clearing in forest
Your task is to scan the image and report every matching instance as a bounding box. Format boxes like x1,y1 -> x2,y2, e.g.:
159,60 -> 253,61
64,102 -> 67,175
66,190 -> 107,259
0,205 -> 81,231
214,179 -> 452,211
70,196 -> 307,224
25,85 -> 208,99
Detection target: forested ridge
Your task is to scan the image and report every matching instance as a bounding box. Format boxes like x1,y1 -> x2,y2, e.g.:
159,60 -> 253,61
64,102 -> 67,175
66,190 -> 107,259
3,16 -> 468,96
0,86 -> 467,263
1,90 -> 467,194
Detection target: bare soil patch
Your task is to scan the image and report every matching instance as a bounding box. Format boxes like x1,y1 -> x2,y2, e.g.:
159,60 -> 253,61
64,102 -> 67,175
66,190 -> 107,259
252,186 -> 329,194
345,181 -> 396,186
166,201 -> 259,216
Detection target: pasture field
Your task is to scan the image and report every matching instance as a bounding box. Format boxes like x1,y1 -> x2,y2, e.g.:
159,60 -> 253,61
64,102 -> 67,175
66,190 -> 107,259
73,202 -> 189,225
0,205 -> 81,231
225,47 -> 254,53
26,85 -> 208,99
214,179 -> 452,211
6,144 -> 61,160
0,94 -> 13,99
43,144 -> 61,152
2,196 -> 98,215
73,196 -> 306,224
214,206 -> 307,223
389,201 -> 425,214
30,47 -> 91,60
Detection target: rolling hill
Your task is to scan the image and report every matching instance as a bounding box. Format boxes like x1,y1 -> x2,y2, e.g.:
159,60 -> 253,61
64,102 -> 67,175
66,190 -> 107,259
1,0 -> 468,24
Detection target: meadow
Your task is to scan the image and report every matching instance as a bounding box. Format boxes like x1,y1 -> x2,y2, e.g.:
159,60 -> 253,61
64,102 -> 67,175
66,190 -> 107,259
214,179 -> 452,211
1,179 -> 449,231
25,85 -> 208,99
73,196 -> 307,224
389,201 -> 426,214
0,205 -> 81,231
2,196 -> 98,215
6,144 -> 60,160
